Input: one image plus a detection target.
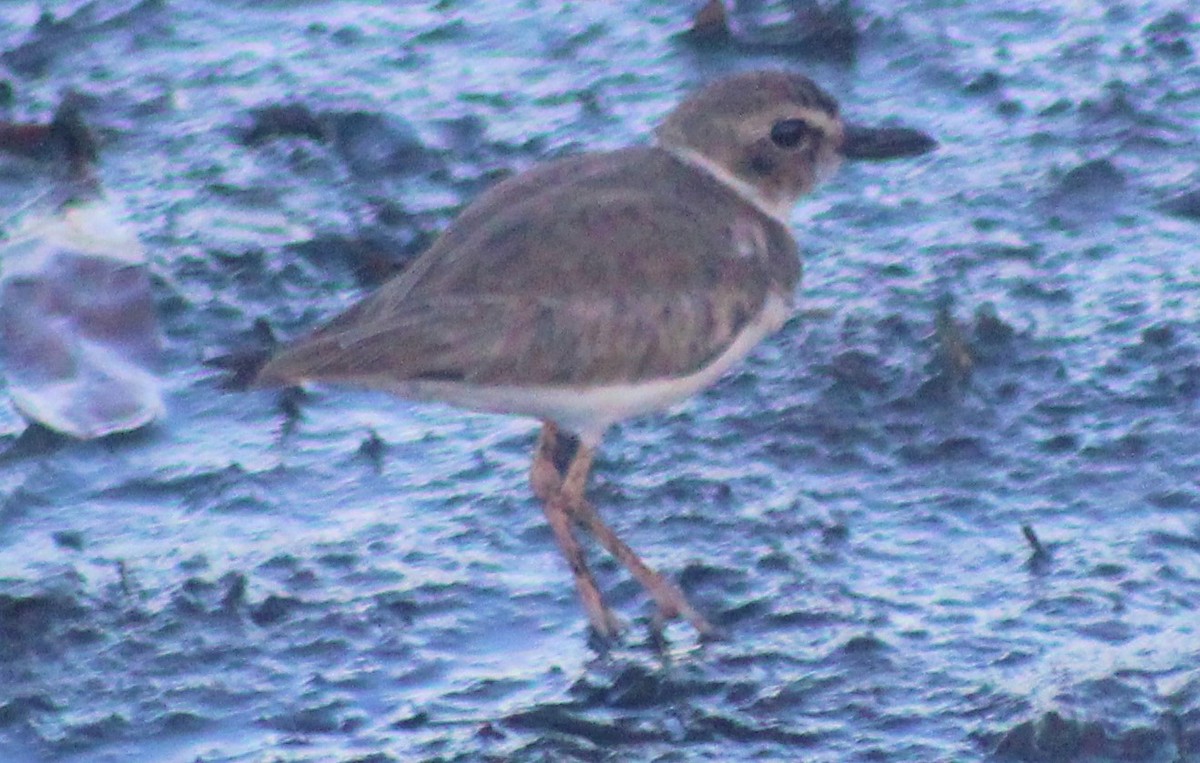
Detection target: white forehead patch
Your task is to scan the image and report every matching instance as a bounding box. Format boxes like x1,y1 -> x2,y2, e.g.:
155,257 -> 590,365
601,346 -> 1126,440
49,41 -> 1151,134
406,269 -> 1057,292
802,110 -> 841,138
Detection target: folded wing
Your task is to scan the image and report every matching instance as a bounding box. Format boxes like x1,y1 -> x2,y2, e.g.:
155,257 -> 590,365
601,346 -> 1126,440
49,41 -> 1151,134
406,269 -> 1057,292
258,147 -> 799,389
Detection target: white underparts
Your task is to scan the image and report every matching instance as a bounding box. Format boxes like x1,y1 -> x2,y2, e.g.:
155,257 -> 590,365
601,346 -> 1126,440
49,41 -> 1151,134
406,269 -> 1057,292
387,292 -> 793,445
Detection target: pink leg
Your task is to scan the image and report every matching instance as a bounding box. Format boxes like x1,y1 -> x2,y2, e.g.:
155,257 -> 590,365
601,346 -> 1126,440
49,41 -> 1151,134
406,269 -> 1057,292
531,422 -> 621,638
530,422 -> 714,637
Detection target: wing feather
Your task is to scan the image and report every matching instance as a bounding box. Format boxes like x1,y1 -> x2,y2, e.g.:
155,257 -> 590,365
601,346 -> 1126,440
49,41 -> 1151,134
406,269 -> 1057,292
258,147 -> 799,389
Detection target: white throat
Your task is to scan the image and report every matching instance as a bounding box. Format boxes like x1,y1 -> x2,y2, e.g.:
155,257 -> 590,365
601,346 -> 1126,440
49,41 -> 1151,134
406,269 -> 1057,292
659,142 -> 792,227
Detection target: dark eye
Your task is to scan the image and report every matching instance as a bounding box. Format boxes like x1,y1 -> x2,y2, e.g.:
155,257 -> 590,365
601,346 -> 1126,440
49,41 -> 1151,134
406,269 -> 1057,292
770,118 -> 814,149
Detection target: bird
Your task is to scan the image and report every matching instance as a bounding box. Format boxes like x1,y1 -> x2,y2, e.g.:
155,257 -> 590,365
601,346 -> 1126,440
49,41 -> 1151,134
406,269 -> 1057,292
254,70 -> 935,641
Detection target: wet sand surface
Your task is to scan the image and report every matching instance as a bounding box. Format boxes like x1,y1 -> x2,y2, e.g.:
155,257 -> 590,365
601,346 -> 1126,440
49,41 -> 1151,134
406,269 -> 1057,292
1,2 -> 1198,761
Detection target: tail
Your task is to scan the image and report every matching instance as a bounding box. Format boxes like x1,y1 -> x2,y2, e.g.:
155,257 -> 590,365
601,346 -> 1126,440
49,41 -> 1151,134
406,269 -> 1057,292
249,333 -> 351,389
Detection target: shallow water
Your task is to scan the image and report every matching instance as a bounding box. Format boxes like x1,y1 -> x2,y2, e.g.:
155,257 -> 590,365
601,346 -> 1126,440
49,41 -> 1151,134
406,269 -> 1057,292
1,1 -> 1198,761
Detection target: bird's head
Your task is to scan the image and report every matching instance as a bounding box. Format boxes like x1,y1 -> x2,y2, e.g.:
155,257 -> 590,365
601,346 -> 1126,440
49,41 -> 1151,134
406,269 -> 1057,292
655,70 -> 936,221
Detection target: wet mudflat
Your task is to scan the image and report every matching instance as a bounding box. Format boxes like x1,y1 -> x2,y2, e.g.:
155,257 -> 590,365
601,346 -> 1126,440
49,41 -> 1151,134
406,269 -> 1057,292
1,1 -> 1198,761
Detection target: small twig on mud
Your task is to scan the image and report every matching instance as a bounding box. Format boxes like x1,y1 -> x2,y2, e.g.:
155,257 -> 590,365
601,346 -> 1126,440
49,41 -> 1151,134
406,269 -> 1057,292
115,559 -> 134,598
1021,524 -> 1050,567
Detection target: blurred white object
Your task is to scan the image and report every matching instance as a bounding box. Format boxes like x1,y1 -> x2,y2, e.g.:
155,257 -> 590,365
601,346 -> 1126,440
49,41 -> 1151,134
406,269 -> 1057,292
1,197 -> 164,439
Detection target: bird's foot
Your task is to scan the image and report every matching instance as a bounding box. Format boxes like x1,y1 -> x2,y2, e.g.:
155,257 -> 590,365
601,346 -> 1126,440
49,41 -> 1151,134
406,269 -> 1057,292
647,578 -> 718,639
586,610 -> 625,651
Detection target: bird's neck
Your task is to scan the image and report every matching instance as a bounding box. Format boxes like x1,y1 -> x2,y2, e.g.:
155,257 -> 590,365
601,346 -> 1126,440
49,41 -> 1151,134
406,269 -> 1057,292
656,141 -> 792,227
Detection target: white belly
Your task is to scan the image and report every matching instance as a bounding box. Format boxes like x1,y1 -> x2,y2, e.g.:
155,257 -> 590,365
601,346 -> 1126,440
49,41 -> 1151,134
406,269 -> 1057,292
389,292 -> 792,444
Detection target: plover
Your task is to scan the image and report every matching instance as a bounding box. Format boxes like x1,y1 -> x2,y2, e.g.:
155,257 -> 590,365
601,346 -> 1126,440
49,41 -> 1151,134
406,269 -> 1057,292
256,70 -> 935,640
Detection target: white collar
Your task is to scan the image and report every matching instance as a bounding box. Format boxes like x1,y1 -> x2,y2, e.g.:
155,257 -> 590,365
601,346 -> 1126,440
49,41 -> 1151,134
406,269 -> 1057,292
658,142 -> 792,227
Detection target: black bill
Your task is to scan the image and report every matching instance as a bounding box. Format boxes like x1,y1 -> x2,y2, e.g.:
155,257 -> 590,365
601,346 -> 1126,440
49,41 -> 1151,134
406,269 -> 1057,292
841,123 -> 938,161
